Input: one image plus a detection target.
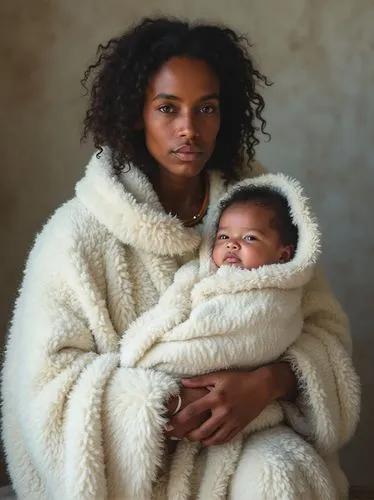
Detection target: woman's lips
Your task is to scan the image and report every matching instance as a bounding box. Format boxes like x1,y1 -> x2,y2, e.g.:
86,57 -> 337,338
172,145 -> 203,162
172,151 -> 202,162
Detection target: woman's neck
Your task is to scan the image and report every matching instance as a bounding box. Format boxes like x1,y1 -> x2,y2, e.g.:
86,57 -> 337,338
151,170 -> 205,221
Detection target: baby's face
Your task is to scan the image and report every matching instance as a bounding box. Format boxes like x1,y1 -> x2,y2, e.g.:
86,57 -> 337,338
212,201 -> 292,270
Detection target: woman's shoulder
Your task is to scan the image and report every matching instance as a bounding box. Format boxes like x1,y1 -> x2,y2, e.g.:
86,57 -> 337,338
237,159 -> 268,181
38,197 -> 108,250
205,159 -> 268,222
25,196 -> 112,278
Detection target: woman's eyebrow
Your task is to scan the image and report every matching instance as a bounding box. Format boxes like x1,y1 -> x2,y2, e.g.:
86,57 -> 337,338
152,93 -> 180,101
152,92 -> 220,102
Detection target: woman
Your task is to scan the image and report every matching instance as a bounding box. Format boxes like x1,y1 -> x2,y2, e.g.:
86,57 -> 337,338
2,17 -> 360,499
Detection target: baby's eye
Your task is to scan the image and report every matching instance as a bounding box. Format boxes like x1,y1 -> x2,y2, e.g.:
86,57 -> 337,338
244,235 -> 257,242
218,234 -> 228,240
159,104 -> 175,113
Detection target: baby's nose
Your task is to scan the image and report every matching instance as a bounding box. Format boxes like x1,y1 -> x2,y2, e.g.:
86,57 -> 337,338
227,240 -> 239,249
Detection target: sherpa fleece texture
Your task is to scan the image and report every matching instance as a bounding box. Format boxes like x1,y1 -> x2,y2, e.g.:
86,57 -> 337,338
119,173 -> 324,499
1,149 -> 360,500
119,173 -> 359,499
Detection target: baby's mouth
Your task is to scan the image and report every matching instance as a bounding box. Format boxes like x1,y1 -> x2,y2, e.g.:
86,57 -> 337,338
224,254 -> 240,264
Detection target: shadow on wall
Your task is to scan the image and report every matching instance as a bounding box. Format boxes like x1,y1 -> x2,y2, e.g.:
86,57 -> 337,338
0,457 -> 7,488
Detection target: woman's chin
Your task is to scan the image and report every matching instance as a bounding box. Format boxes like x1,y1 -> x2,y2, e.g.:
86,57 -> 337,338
160,162 -> 206,179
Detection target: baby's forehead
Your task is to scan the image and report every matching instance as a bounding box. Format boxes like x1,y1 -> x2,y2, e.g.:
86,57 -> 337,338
218,201 -> 275,222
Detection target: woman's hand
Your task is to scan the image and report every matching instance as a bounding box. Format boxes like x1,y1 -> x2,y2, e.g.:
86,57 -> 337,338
165,386 -> 211,440
167,363 -> 297,446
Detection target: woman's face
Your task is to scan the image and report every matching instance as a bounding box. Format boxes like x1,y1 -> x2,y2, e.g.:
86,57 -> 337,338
143,56 -> 221,179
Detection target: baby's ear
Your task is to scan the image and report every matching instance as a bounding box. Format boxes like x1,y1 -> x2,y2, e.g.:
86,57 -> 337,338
279,244 -> 294,263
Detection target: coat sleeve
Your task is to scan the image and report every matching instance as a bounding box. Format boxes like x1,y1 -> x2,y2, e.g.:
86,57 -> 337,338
281,267 -> 361,455
1,221 -> 179,500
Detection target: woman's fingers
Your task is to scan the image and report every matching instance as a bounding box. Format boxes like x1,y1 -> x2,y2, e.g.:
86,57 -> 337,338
164,413 -> 206,439
206,426 -> 240,446
201,423 -> 239,447
181,374 -> 216,388
185,412 -> 224,441
170,391 -> 213,429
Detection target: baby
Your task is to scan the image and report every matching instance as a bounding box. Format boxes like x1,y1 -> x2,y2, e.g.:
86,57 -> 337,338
212,186 -> 298,271
119,173 -> 320,497
120,171 -> 319,388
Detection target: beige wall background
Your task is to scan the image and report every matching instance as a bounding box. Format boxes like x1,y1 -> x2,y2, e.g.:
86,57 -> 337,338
1,0 -> 373,488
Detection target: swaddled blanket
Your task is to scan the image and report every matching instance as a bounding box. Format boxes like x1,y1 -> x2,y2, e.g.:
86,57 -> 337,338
120,174 -> 321,499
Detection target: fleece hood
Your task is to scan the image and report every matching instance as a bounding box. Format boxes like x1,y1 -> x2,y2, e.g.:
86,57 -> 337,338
199,173 -> 321,289
75,147 -> 207,257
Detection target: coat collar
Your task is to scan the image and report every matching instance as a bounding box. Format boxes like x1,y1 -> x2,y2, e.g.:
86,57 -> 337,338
75,148 -> 223,257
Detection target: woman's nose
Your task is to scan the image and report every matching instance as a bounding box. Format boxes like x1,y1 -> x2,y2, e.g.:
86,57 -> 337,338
178,112 -> 198,140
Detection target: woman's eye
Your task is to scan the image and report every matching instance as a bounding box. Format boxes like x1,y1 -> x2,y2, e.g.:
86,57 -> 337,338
200,104 -> 217,114
159,105 -> 175,113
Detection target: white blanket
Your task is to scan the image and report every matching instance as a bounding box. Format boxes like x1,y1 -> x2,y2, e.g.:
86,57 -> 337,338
120,174 -> 324,499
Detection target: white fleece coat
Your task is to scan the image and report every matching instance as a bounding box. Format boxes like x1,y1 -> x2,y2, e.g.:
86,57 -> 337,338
1,149 -> 360,500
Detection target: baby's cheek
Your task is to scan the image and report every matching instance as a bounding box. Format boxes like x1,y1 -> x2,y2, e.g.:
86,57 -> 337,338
211,245 -> 222,266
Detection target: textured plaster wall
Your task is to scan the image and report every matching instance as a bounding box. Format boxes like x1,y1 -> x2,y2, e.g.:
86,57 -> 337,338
0,0 -> 373,487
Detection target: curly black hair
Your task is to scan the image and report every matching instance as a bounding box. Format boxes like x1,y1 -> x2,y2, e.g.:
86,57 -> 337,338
81,17 -> 271,178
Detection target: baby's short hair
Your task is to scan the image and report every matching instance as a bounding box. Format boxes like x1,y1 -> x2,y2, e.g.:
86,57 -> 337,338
218,186 -> 299,249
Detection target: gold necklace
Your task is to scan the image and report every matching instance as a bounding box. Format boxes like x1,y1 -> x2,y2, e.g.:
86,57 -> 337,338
182,174 -> 210,227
